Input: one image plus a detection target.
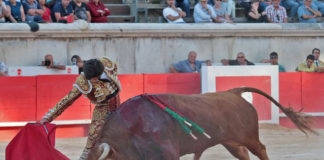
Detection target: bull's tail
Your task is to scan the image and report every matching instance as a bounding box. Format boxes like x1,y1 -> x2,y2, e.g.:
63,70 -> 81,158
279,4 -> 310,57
228,87 -> 318,135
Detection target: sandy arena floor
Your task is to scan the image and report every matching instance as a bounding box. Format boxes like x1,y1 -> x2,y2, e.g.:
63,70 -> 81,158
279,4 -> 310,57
1,124 -> 324,160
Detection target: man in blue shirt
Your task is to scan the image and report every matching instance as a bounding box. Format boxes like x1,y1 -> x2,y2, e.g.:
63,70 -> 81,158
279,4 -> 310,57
51,0 -> 73,22
193,0 -> 216,23
23,0 -> 44,22
170,51 -> 212,73
298,0 -> 321,23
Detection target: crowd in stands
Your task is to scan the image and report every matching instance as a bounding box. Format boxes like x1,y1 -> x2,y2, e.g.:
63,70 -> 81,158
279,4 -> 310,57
164,0 -> 324,23
169,48 -> 324,73
0,0 -> 110,23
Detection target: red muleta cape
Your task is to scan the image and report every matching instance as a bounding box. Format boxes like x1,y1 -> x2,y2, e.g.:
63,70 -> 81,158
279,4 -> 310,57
6,123 -> 69,160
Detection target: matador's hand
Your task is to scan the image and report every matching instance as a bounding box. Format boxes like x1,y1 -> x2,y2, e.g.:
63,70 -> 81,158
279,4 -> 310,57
39,118 -> 49,124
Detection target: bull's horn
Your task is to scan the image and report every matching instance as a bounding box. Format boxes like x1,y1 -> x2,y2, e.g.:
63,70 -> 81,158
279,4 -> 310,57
98,143 -> 110,160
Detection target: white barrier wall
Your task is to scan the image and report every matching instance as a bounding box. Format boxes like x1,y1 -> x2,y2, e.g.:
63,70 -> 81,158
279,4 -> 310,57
8,66 -> 78,76
1,23 -> 324,74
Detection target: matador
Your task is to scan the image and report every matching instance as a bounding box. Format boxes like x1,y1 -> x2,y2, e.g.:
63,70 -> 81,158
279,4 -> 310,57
40,57 -> 121,160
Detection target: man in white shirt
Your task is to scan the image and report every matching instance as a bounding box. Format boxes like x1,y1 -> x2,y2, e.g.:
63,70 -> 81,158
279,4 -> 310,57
163,0 -> 186,23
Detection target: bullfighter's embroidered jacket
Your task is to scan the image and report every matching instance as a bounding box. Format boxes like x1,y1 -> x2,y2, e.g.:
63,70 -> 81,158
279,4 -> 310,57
43,57 -> 121,122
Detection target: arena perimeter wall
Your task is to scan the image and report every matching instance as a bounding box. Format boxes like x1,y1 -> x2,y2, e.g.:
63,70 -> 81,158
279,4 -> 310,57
1,23 -> 324,73
0,73 -> 323,141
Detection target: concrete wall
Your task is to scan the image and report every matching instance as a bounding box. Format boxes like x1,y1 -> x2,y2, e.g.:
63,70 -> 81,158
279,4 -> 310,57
1,22 -> 324,74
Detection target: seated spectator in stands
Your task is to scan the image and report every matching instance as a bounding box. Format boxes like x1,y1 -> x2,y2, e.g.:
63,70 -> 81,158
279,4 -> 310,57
194,0 -> 216,23
38,0 -> 51,22
260,52 -> 286,72
87,0 -> 110,23
170,51 -> 212,73
312,0 -> 324,15
51,0 -> 74,23
23,0 -> 44,22
0,61 -> 8,76
296,54 -> 317,72
71,54 -> 83,74
266,0 -> 288,22
175,0 -> 190,17
280,0 -> 299,17
213,0 -> 233,23
70,0 -> 91,22
0,0 -> 9,22
298,0 -> 321,23
312,48 -> 324,67
221,52 -> 255,65
42,54 -> 66,70
247,0 -> 267,22
6,0 -> 26,22
163,0 -> 186,23
221,0 -> 236,18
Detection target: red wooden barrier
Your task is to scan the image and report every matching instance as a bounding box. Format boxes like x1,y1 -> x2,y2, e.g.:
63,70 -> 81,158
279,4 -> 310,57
36,75 -> 91,121
1,73 -> 324,141
0,77 -> 37,122
143,73 -> 201,94
301,72 -> 324,112
278,72 -> 302,112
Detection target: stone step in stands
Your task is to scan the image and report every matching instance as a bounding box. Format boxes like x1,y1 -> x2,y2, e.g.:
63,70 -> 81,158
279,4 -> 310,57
104,3 -> 135,22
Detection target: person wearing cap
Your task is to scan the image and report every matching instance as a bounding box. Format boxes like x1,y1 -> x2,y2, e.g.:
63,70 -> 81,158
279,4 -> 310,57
194,0 -> 217,23
260,52 -> 286,72
296,54 -> 317,72
40,57 -> 121,160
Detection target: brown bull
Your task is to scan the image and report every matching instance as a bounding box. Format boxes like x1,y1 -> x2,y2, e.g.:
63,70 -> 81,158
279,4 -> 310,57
88,87 -> 316,160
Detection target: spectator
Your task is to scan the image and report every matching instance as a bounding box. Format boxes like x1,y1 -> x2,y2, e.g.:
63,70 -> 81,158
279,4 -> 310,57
298,0 -> 321,23
260,52 -> 286,72
194,0 -> 216,23
247,0 -> 267,22
70,0 -> 91,22
296,54 -> 317,72
213,0 -> 233,23
222,0 -> 236,18
0,0 -> 9,22
87,0 -> 110,23
312,0 -> 324,15
71,55 -> 84,74
175,0 -> 190,17
0,61 -> 8,76
170,51 -> 212,73
221,52 -> 255,65
51,0 -> 73,23
38,0 -> 51,22
6,0 -> 25,22
42,54 -> 66,70
163,0 -> 186,23
312,48 -> 324,67
266,0 -> 288,23
23,0 -> 44,22
280,0 -> 299,17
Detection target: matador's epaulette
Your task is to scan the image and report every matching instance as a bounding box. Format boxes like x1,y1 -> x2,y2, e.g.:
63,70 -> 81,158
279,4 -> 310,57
73,74 -> 92,94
